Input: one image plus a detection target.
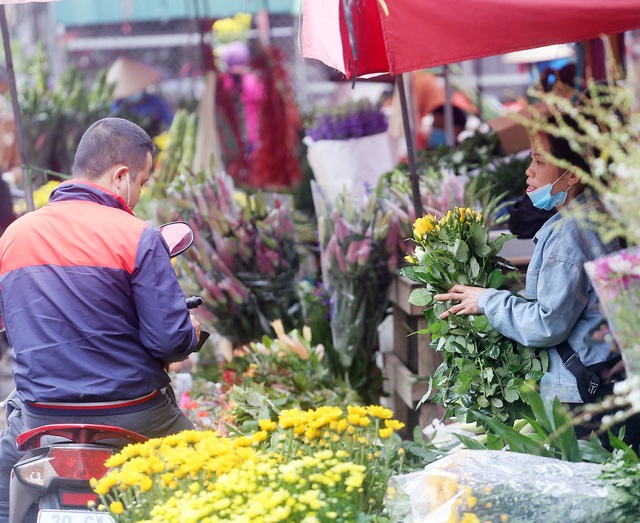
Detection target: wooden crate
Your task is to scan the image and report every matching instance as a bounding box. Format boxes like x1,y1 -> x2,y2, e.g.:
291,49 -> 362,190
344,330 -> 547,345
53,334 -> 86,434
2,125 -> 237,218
380,275 -> 443,437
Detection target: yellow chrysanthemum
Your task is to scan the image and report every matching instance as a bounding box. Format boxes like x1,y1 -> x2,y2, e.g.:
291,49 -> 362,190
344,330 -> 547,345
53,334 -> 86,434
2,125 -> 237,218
367,405 -> 393,419
109,501 -> 125,515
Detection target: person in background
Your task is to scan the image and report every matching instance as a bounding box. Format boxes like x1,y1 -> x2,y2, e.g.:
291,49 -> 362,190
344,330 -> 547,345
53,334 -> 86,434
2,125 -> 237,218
219,41 -> 263,155
427,104 -> 468,149
0,118 -> 201,519
107,57 -> 174,138
433,114 -> 633,446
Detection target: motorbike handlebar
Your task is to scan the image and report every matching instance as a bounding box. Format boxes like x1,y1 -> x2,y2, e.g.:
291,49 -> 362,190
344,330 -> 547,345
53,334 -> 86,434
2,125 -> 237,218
185,296 -> 203,310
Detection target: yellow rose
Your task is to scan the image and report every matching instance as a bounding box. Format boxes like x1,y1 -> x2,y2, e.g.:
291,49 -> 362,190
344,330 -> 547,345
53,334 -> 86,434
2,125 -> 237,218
413,214 -> 436,238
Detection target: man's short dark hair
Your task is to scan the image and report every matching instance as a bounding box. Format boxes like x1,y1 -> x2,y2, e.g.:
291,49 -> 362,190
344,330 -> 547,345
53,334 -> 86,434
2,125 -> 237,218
432,104 -> 468,128
72,118 -> 155,180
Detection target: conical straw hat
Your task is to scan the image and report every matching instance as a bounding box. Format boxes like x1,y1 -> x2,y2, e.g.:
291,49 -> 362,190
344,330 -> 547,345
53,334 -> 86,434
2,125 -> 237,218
106,57 -> 163,100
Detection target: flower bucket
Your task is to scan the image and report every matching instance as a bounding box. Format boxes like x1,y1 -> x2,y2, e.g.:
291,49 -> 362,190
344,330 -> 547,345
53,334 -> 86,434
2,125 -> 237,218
304,131 -> 395,203
585,247 -> 640,378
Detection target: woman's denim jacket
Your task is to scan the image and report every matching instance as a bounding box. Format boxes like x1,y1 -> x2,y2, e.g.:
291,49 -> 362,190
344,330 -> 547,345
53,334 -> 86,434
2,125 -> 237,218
477,191 -> 620,403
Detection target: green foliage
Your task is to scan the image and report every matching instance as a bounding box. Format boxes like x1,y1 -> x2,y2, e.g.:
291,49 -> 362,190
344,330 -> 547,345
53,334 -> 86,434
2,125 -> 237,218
415,127 -> 503,176
473,154 -> 531,203
447,386 -> 614,465
601,441 -> 640,522
18,42 -> 116,179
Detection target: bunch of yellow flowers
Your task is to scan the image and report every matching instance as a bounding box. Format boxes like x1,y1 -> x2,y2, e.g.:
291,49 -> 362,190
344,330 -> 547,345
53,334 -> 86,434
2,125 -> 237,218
212,13 -> 252,44
92,404 -> 405,522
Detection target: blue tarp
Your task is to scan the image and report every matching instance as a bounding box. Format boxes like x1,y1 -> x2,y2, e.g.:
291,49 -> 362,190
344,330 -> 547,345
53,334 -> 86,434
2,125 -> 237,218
54,0 -> 299,26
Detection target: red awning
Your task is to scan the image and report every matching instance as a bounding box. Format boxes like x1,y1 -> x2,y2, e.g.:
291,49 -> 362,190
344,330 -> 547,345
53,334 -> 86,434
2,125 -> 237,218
302,0 -> 640,78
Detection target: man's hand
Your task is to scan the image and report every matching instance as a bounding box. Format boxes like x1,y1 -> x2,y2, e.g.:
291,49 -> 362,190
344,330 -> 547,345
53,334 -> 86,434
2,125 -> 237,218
190,314 -> 201,341
434,284 -> 486,319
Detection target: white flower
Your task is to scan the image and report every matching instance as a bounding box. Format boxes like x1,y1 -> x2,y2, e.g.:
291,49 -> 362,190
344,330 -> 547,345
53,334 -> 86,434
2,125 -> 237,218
612,163 -> 640,181
414,246 -> 426,263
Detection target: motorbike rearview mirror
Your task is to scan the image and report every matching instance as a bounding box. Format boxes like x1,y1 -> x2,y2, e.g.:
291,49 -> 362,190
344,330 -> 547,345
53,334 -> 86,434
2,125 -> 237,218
157,221 -> 194,258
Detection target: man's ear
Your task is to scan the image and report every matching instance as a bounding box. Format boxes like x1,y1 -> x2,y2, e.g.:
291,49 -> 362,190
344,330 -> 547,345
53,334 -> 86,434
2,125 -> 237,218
112,166 -> 128,184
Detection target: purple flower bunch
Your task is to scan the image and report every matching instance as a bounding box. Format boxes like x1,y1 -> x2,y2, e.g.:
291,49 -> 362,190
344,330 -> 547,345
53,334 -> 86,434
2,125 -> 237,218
306,99 -> 388,141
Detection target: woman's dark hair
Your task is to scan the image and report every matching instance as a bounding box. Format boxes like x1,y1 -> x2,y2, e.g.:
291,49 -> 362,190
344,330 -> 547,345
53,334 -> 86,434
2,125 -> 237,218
72,118 -> 155,180
542,114 -> 591,175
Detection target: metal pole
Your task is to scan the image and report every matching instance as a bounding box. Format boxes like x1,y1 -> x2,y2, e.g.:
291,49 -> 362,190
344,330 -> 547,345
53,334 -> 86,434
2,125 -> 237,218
0,5 -> 34,212
474,59 -> 483,122
443,64 -> 454,146
395,74 -> 421,218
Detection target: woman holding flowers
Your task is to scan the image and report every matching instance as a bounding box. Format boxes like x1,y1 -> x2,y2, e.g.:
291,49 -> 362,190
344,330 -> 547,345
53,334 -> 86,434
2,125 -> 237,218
434,114 -> 621,414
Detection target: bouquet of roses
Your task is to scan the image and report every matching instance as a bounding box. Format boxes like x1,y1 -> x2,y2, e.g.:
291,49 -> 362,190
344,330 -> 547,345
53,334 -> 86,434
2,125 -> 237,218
401,207 -> 546,426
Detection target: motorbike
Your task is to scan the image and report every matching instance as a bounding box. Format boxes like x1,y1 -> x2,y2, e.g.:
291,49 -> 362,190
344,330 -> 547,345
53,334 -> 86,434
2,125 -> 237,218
3,221 -> 209,523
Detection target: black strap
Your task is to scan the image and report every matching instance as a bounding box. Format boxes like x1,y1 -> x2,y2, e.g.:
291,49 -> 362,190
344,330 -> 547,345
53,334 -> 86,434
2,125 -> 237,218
556,340 -> 601,402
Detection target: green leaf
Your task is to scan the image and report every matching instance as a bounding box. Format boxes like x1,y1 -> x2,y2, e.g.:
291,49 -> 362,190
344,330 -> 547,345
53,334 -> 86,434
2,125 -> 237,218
469,223 -> 487,250
454,374 -> 471,395
520,383 -> 553,433
525,370 -> 545,381
488,268 -> 505,288
551,398 -> 582,462
491,398 -> 504,408
578,439 -> 613,464
477,396 -> 490,408
453,238 -> 470,262
452,433 -> 487,449
503,387 -> 520,403
473,411 -> 555,457
408,288 -> 434,307
487,345 -> 501,359
468,257 -> 481,280
489,233 -> 515,255
472,315 -> 491,332
476,244 -> 492,257
483,368 -> 494,383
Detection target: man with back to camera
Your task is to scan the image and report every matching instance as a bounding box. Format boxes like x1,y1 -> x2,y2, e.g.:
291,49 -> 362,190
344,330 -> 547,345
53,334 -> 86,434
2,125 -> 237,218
0,117 -> 200,520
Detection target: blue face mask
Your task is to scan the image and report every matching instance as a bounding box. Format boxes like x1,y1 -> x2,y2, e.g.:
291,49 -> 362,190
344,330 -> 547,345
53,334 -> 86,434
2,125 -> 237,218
527,170 -> 570,210
126,91 -> 144,103
429,128 -> 447,149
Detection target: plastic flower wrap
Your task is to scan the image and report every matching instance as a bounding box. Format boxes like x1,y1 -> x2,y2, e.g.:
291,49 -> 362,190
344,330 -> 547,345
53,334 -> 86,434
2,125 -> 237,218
92,405 -> 407,522
386,449 -> 611,523
585,246 -> 640,379
401,207 -> 546,427
313,183 -> 403,396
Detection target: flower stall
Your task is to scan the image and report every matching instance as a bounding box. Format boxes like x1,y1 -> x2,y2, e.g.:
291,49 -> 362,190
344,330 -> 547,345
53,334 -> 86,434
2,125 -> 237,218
52,28 -> 640,519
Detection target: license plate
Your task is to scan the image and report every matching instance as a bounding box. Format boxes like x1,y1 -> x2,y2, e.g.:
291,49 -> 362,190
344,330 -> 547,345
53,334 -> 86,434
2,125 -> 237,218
38,509 -> 116,523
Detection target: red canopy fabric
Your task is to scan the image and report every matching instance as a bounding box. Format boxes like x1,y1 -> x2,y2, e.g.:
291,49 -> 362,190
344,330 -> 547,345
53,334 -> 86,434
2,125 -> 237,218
302,0 -> 640,78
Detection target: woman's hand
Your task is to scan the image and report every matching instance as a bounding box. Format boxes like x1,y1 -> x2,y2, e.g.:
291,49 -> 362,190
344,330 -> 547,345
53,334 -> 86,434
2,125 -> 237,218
434,284 -> 486,319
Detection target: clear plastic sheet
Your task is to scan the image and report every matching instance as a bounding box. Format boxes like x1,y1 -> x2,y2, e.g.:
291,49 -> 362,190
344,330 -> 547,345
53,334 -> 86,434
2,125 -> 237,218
386,449 -> 612,523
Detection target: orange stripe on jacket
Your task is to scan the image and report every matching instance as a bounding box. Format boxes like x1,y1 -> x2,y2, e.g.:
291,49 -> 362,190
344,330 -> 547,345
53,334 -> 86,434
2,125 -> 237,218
0,200 -> 147,276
